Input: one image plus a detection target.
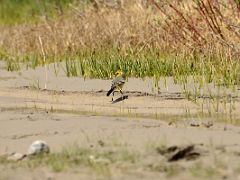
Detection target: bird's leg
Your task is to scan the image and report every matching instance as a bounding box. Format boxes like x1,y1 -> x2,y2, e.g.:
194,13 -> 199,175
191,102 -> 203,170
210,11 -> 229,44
120,90 -> 123,100
112,91 -> 115,102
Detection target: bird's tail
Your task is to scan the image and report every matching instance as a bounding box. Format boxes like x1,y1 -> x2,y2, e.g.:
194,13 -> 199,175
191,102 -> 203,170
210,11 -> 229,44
106,87 -> 114,96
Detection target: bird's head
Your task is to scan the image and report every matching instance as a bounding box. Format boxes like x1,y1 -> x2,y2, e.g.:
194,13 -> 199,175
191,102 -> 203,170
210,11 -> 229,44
115,70 -> 124,76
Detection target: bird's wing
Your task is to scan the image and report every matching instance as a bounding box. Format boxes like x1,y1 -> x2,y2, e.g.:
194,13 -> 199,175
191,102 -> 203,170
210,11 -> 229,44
111,76 -> 125,88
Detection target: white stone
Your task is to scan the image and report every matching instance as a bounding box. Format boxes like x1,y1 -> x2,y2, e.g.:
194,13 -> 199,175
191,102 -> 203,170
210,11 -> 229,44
27,140 -> 50,155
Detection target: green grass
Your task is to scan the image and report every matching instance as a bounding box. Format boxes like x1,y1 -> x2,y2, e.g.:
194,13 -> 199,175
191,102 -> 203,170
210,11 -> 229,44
0,143 -> 139,176
1,141 -> 240,179
190,161 -> 220,179
64,50 -> 175,79
2,49 -> 239,87
0,0 -> 81,25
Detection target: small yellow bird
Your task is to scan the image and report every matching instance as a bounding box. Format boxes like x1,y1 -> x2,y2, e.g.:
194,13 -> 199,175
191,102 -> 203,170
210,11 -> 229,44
106,70 -> 126,101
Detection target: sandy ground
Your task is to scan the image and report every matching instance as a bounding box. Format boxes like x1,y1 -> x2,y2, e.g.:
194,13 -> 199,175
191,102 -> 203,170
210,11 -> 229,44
0,61 -> 240,180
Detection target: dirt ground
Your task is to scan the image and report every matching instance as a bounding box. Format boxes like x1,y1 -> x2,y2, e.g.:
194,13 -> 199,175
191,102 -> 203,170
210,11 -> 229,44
0,61 -> 240,180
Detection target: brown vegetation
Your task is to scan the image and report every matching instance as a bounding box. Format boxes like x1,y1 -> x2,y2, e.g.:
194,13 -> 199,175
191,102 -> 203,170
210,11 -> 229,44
0,0 -> 240,60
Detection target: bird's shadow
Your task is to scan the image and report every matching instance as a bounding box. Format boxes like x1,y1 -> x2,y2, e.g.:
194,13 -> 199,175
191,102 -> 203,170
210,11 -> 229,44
111,95 -> 128,104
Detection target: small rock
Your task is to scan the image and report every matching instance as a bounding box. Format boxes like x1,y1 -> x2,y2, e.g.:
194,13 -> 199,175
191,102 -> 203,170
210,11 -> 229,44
98,140 -> 105,147
88,155 -> 95,161
202,121 -> 213,128
189,122 -> 200,127
88,155 -> 110,165
7,152 -> 27,161
27,140 -> 50,155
